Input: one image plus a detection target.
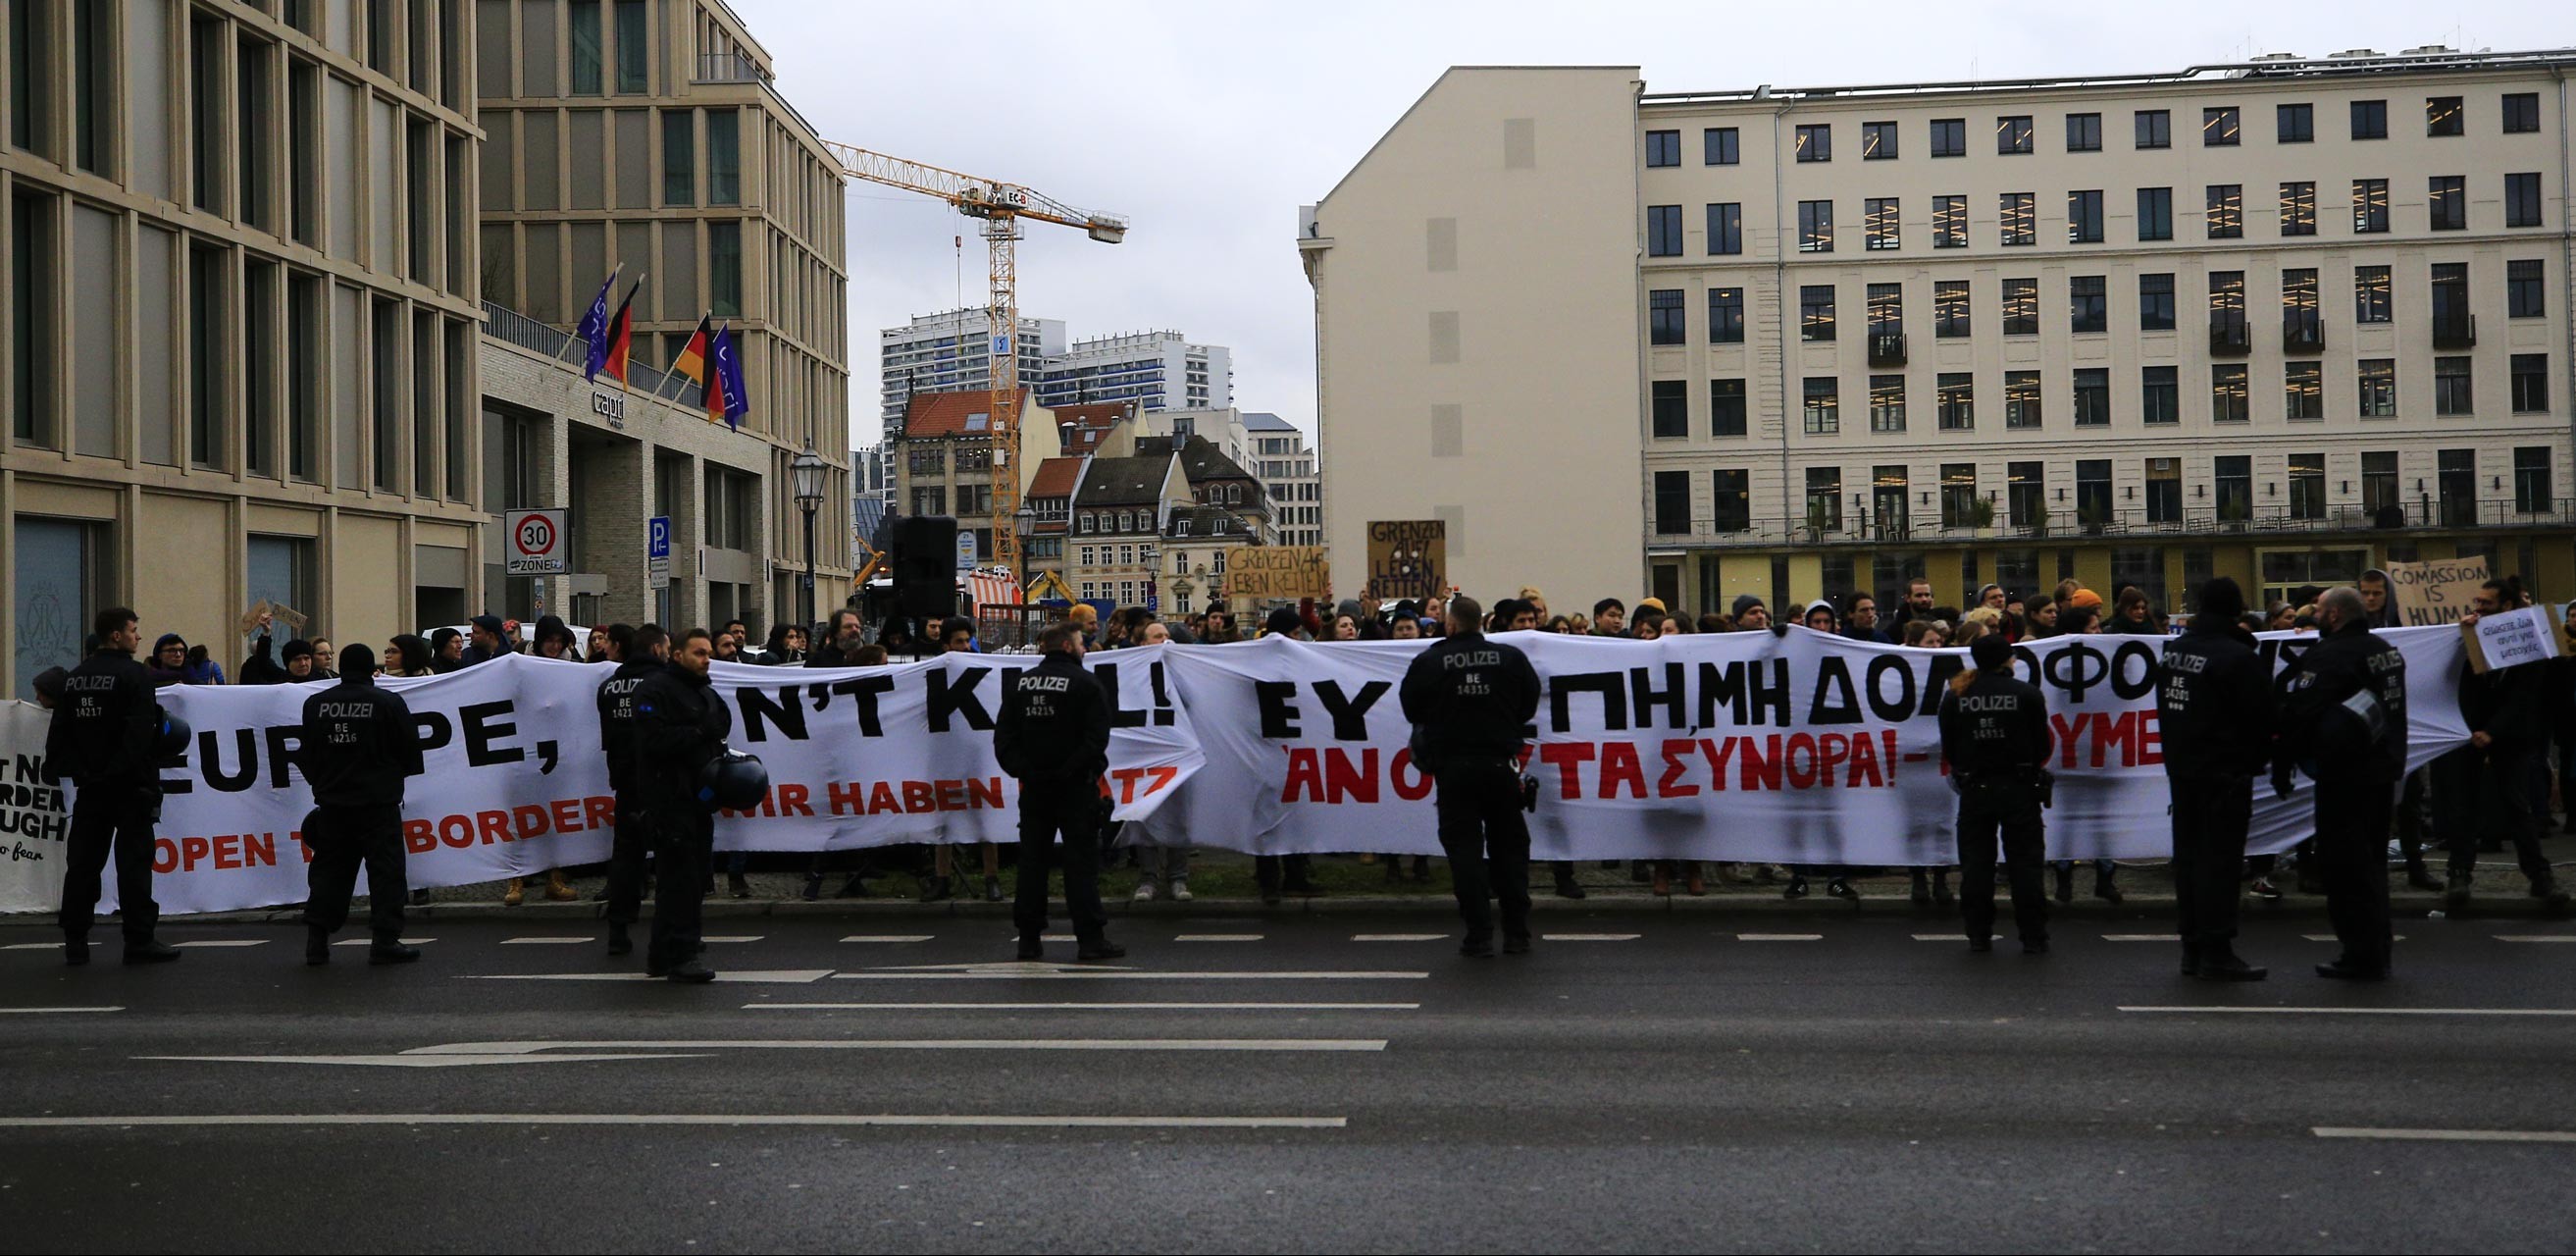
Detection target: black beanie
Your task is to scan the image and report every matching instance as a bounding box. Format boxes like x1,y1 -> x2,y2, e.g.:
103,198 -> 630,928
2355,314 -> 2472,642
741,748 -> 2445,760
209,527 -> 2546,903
1970,635 -> 2014,672
338,643 -> 378,677
2196,576 -> 2247,624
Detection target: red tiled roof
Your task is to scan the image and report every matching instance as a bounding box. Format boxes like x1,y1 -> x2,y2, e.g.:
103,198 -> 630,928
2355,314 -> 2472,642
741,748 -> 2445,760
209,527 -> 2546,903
902,391 -> 1001,439
1028,456 -> 1084,500
1052,400 -> 1136,454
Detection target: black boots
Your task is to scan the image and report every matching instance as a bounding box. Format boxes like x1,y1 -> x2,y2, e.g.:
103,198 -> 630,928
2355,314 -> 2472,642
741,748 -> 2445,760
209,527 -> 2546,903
123,939 -> 182,965
607,922 -> 634,956
307,927 -> 332,966
369,932 -> 421,965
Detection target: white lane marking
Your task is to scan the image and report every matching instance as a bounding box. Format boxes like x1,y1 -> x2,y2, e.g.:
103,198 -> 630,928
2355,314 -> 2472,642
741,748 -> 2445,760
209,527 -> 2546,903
834,970 -> 1428,982
336,937 -> 437,947
2497,935 -> 2576,943
2104,934 -> 2184,942
2314,1126 -> 2576,1144
699,936 -> 763,944
0,1113 -> 1348,1130
758,1002 -> 1420,1012
172,940 -> 268,948
3,943 -> 69,951
1543,933 -> 1641,942
840,936 -> 935,944
0,1006 -> 123,1015
147,1038 -> 1387,1068
2122,1006 -> 2576,1018
1173,934 -> 1263,943
138,1053 -> 698,1069
498,936 -> 592,945
1350,934 -> 1445,943
2305,934 -> 2407,942
1914,934 -> 1966,942
461,970 -> 836,984
1736,934 -> 1822,942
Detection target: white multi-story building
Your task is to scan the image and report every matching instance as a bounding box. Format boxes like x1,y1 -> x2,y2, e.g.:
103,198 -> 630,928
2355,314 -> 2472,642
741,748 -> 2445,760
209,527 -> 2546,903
1245,412 -> 1321,548
1035,331 -> 1233,412
877,308 -> 1065,427
1303,50 -> 2576,614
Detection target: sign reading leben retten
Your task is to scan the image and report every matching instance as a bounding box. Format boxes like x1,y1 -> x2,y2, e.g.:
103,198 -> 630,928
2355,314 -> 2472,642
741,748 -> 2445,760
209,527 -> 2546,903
1226,547 -> 1329,602
1366,520 -> 1446,603
2384,557 -> 2489,627
2463,604 -> 2562,674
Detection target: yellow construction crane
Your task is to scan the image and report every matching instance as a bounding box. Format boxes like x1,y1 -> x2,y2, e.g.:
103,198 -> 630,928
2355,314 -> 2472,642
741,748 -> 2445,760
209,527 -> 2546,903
823,141 -> 1127,583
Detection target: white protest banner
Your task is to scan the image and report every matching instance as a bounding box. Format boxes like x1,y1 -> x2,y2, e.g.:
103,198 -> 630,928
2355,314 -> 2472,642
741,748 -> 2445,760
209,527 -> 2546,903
2461,605 -> 2560,674
1130,627 -> 2473,864
26,627 -> 2475,918
66,652 -> 1203,917
0,702 -> 72,914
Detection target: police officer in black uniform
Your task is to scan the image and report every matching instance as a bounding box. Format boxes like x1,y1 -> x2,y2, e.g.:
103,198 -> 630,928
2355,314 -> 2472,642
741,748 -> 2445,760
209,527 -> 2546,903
994,620 -> 1120,962
1938,635 -> 2056,954
2156,577 -> 2274,981
2276,586 -> 2407,980
296,644 -> 426,966
598,623 -> 670,957
44,607 -> 181,967
1398,595 -> 1543,958
632,628 -> 729,983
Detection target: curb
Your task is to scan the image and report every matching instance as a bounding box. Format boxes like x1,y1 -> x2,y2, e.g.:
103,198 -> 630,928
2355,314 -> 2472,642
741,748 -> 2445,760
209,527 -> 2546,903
13,890 -> 2565,928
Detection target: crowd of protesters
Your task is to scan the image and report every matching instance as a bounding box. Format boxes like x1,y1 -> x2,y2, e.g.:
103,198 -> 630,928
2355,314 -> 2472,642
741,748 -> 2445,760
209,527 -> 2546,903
31,564 -> 2573,920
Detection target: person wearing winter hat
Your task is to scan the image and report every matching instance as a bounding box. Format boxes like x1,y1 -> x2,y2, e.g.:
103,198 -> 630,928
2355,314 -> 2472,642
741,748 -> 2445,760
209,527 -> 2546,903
1262,606 -> 1309,640
531,614 -> 579,659
460,615 -> 508,667
2157,577 -> 2272,981
1801,601 -> 1838,634
1729,594 -> 1771,631
280,639 -> 319,681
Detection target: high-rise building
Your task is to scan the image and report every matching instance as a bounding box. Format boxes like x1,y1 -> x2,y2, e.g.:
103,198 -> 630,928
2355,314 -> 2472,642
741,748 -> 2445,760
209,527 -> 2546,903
476,0 -> 851,619
3,0 -> 489,697
878,307 -> 1063,427
1304,52 -> 2576,614
1035,330 -> 1232,412
1244,412 -> 1320,548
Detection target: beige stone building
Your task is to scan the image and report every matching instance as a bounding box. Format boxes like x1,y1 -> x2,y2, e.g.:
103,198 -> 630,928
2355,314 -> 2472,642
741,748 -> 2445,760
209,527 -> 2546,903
1306,51 -> 2576,615
4,0 -> 489,696
474,0 -> 850,619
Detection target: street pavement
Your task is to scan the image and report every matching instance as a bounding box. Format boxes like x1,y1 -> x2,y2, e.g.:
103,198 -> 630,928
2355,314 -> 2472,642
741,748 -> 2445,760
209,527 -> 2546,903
2,909 -> 2573,1253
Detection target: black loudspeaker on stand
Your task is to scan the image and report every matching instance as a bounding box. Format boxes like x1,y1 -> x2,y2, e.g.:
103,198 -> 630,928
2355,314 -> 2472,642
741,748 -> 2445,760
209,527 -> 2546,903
892,515 -> 958,619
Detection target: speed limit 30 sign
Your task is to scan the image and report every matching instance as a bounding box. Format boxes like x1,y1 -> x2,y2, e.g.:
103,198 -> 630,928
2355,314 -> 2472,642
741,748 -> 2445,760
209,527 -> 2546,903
505,508 -> 569,575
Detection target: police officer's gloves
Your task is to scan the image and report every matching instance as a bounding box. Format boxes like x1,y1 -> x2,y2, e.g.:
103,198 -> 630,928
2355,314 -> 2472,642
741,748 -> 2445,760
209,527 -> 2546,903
2271,767 -> 2296,800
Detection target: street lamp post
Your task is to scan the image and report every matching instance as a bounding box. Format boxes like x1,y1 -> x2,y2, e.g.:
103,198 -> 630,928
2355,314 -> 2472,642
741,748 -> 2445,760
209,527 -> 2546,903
791,444 -> 825,633
1012,504 -> 1037,590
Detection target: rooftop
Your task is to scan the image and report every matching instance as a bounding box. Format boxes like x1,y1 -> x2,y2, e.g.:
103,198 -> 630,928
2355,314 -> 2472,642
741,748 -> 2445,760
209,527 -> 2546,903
1136,434 -> 1259,485
901,390 -> 1002,439
1054,400 -> 1139,454
1640,46 -> 2576,106
1072,455 -> 1176,508
1242,411 -> 1298,433
1028,456 -> 1085,501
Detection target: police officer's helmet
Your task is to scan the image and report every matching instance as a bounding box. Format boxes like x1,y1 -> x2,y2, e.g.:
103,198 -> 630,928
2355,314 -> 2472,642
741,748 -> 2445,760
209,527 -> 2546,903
696,749 -> 769,811
154,710 -> 191,759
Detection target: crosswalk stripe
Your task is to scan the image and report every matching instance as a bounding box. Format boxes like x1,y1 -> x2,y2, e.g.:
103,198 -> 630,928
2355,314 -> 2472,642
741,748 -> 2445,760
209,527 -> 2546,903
1350,934 -> 1445,942
1174,935 -> 1263,942
760,1002 -> 1419,1012
0,1006 -> 122,1014
2497,935 -> 2576,943
173,939 -> 268,948
336,937 -> 437,947
463,970 -> 836,984
699,936 -> 764,944
834,971 -> 1429,982
499,936 -> 591,945
1542,933 -> 1640,942
2305,934 -> 2406,943
0,1113 -> 1350,1130
841,936 -> 935,944
2104,934 -> 2183,942
1913,933 -> 1963,942
1736,933 -> 1822,942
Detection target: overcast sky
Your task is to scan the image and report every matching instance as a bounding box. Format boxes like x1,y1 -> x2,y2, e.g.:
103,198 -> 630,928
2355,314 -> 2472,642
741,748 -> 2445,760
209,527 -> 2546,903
737,1 -> 2565,453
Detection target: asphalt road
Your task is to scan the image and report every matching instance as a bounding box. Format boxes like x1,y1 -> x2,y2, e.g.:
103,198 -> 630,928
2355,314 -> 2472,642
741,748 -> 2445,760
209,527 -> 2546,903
3,909 -> 2572,1253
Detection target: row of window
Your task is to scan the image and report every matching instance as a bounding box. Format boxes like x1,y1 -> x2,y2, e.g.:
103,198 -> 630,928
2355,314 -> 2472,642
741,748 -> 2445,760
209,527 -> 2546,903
1073,547 -> 1232,575
1653,447 -> 2557,536
1649,354 -> 2552,442
1652,260 -> 2541,345
1644,92 -> 2545,168
1650,174 -> 2546,258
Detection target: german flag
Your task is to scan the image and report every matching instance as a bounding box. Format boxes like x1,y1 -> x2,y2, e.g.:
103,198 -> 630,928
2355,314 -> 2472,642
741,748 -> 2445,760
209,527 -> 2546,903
669,314 -> 713,389
599,277 -> 643,386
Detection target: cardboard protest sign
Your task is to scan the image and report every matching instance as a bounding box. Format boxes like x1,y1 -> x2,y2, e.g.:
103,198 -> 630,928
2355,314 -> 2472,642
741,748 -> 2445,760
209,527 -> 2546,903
2384,558 -> 2488,627
1226,547 -> 1329,602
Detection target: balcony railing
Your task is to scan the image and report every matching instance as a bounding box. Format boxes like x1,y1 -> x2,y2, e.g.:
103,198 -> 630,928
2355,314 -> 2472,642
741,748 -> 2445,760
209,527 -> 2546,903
695,50 -> 771,84
2283,309 -> 2325,354
2433,312 -> 2478,350
1646,497 -> 2576,549
2209,311 -> 2251,355
482,300 -> 697,406
1868,332 -> 1908,368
